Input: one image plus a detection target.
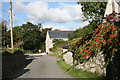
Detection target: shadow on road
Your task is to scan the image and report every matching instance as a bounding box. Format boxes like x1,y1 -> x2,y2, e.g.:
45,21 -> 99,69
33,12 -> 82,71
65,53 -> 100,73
11,58 -> 34,79
25,59 -> 33,67
12,69 -> 30,79
10,54 -> 45,79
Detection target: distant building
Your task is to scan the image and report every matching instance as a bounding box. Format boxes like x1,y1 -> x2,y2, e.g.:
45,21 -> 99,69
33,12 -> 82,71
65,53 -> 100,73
45,30 -> 73,53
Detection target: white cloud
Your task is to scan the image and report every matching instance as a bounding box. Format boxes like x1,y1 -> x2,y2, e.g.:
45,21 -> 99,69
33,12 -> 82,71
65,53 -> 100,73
13,1 -> 83,24
78,21 -> 89,28
60,3 -> 83,21
43,21 -> 89,30
13,2 -> 27,12
43,24 -> 73,30
0,13 -> 1,19
0,15 -> 2,23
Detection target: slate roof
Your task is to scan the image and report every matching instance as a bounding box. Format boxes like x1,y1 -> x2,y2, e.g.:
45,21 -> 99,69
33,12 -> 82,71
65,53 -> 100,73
48,31 -> 73,39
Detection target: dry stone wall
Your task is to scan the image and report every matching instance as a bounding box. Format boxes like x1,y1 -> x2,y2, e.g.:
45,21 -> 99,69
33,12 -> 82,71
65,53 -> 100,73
63,51 -> 106,75
63,52 -> 73,65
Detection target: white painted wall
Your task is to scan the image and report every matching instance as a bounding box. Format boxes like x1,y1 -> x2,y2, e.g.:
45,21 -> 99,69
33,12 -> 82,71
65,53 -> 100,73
104,0 -> 120,16
45,32 -> 53,53
45,31 -> 69,54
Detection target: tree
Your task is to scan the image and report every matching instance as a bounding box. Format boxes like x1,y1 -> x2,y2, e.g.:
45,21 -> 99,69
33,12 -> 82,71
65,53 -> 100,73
69,2 -> 107,40
13,22 -> 51,52
53,39 -> 67,47
68,20 -> 98,40
2,21 -> 8,47
49,39 -> 68,53
1,20 -> 16,48
79,2 -> 107,23
0,22 -> 2,48
16,22 -> 42,51
5,30 -> 13,47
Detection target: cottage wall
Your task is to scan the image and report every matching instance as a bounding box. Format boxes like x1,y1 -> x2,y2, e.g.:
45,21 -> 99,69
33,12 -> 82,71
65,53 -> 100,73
45,32 -> 53,53
45,31 -> 70,53
104,0 -> 120,16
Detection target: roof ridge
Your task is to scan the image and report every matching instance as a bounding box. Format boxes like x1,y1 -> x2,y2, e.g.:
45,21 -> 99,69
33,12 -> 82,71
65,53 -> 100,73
48,30 -> 74,31
48,30 -> 73,38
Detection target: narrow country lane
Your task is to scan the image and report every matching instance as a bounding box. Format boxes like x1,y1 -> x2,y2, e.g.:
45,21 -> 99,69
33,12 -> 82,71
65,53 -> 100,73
15,54 -> 73,78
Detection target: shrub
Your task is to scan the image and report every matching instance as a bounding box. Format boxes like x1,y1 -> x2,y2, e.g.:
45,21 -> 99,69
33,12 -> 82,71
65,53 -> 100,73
49,48 -> 54,52
2,51 -> 11,56
32,49 -> 38,53
13,50 -> 24,54
67,11 -> 120,64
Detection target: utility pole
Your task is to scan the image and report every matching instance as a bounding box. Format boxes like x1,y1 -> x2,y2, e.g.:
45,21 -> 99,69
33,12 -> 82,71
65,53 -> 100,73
10,0 -> 13,49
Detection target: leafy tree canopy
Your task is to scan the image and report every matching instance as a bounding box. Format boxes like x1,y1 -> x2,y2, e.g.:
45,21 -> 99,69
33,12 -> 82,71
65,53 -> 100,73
15,22 -> 51,51
69,20 -> 98,40
79,2 -> 107,23
69,2 -> 107,40
3,22 -> 51,52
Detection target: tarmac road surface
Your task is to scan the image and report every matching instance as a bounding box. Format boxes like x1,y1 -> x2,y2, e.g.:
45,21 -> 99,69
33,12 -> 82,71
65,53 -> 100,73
15,54 -> 73,78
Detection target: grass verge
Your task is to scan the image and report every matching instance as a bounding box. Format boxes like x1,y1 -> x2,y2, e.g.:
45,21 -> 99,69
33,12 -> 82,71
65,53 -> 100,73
49,53 -> 63,58
57,59 -> 104,79
49,53 -> 59,57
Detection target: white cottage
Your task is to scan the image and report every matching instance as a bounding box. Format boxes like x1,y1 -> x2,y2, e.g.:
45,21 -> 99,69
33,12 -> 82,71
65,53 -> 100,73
104,0 -> 120,16
45,31 -> 73,54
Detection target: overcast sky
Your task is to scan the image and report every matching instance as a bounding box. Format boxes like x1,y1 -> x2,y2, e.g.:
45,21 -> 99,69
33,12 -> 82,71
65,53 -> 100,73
1,1 -> 89,30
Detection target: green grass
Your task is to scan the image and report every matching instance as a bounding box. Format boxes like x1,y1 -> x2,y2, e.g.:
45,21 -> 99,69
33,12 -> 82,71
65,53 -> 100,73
2,47 -> 23,54
49,53 -> 59,57
49,53 -> 63,58
57,59 -> 104,79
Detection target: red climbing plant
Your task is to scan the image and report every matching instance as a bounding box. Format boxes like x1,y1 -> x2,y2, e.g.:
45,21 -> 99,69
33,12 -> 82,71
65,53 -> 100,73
68,11 -> 120,64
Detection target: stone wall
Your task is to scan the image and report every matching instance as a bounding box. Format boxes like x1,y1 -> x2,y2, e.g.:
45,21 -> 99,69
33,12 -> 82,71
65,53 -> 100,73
63,51 -> 106,75
2,53 -> 26,78
63,52 -> 73,65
